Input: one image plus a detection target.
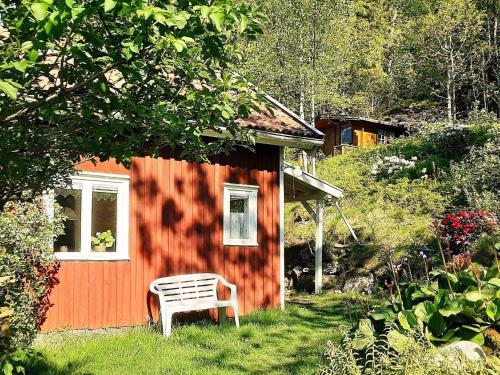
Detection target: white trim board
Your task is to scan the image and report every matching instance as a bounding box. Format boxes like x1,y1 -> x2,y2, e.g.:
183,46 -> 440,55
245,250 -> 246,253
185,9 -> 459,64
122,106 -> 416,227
283,162 -> 343,200
202,129 -> 324,150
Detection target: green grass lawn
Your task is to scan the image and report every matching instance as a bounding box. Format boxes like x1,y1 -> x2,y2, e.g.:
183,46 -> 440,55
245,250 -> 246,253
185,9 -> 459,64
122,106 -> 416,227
31,292 -> 369,375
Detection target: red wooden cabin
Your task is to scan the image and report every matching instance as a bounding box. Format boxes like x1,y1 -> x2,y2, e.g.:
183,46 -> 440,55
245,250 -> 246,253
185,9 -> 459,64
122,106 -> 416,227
43,96 -> 331,331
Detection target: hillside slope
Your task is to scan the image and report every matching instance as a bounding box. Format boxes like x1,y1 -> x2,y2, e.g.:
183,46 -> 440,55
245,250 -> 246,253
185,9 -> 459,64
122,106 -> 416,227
285,122 -> 499,290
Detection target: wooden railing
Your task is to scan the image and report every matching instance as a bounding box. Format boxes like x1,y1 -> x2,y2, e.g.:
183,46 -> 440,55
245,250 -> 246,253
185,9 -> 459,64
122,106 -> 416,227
332,144 -> 358,156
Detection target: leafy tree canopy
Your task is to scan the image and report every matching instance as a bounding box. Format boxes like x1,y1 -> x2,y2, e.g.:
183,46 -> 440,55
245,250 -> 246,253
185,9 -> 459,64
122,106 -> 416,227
0,0 -> 262,207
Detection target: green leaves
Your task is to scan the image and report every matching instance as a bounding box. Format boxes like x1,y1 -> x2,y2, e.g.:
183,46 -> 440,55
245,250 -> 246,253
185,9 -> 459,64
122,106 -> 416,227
0,80 -> 20,99
361,264 -> 499,346
428,312 -> 447,337
485,302 -> 497,320
439,302 -> 463,317
464,290 -> 484,302
351,319 -> 375,350
103,0 -> 117,12
209,8 -> 226,31
397,311 -> 418,331
0,0 -> 263,212
31,2 -> 50,21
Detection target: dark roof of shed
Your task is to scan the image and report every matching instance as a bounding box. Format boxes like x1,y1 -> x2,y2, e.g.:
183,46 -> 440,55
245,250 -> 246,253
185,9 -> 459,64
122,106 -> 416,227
316,115 -> 405,130
237,95 -> 324,139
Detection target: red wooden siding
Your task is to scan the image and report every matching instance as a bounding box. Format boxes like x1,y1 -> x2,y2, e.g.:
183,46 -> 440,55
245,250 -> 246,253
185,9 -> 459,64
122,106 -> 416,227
43,145 -> 281,331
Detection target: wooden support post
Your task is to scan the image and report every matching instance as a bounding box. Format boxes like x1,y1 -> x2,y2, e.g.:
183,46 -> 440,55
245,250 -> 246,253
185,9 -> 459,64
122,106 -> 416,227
334,201 -> 358,241
315,199 -> 324,294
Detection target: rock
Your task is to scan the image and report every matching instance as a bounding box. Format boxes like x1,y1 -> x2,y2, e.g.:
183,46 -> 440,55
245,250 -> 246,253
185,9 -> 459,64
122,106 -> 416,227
342,274 -> 374,294
295,275 -> 315,293
440,341 -> 487,362
322,275 -> 338,289
292,266 -> 304,278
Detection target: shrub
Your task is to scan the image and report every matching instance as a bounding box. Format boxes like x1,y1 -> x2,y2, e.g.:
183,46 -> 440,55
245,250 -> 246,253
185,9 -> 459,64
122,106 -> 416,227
440,211 -> 498,254
449,125 -> 499,215
318,327 -> 495,375
0,198 -> 64,347
371,155 -> 418,179
0,276 -> 39,375
358,264 -> 499,346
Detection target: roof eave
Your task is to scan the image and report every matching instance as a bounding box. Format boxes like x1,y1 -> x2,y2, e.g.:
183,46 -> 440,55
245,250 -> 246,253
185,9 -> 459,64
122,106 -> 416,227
203,128 -> 324,150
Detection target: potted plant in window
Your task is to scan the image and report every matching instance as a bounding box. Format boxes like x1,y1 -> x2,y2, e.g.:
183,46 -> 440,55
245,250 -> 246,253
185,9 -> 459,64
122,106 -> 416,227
91,230 -> 115,252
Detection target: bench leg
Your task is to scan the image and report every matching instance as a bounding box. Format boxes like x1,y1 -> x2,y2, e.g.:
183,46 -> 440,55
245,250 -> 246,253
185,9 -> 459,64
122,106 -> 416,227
162,309 -> 173,337
233,304 -> 240,328
218,307 -> 226,324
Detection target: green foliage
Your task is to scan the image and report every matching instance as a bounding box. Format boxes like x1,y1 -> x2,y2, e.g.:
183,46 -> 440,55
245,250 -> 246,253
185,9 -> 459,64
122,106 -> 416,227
286,122 -> 499,278
318,328 -> 497,375
0,198 -> 64,347
360,264 -> 500,346
0,0 -> 263,207
91,230 -> 115,248
450,126 -> 500,215
243,0 -> 500,122
0,276 -> 40,375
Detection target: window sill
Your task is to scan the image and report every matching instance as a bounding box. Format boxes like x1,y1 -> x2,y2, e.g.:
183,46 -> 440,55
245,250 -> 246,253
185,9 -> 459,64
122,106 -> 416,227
54,253 -> 130,261
223,242 -> 259,247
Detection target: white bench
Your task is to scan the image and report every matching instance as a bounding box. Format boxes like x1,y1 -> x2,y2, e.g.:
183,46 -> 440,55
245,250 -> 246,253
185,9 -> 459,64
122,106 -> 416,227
149,273 -> 240,337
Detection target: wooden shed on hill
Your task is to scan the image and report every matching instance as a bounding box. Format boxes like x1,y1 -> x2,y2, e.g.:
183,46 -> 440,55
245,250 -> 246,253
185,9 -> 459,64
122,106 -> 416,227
315,116 -> 406,155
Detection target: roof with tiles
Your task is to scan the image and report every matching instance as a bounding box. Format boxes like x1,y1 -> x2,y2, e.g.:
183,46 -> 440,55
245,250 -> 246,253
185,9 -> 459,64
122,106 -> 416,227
238,95 -> 324,139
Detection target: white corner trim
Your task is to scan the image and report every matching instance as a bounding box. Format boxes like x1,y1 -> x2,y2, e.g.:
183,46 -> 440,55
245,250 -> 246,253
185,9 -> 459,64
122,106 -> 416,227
279,147 -> 285,310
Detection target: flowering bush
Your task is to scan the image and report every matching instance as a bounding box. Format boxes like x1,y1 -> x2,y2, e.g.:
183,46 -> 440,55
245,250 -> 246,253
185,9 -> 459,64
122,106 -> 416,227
440,210 -> 497,253
0,198 -> 64,347
371,155 -> 417,178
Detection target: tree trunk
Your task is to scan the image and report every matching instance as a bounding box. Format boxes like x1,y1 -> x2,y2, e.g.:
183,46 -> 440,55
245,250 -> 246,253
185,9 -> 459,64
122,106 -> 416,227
447,69 -> 453,124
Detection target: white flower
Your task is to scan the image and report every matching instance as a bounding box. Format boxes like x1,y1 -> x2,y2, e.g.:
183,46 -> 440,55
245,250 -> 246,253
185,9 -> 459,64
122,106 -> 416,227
411,156 -> 417,161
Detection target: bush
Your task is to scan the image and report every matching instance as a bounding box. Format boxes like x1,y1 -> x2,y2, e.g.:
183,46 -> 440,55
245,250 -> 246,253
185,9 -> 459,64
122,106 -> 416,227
0,198 -> 64,347
318,328 -> 496,375
440,211 -> 498,254
358,263 -> 499,346
0,276 -> 40,375
449,125 -> 500,215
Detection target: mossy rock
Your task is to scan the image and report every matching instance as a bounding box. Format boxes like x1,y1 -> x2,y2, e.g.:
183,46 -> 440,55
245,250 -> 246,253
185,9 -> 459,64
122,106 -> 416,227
484,328 -> 500,355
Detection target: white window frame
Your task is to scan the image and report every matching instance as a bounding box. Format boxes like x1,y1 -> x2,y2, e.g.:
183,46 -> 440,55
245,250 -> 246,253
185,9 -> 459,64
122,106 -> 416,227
49,172 -> 130,261
223,183 -> 259,246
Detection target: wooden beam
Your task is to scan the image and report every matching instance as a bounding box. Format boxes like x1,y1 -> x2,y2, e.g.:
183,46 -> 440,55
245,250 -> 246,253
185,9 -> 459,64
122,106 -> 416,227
334,202 -> 358,241
301,201 -> 316,222
315,199 -> 324,294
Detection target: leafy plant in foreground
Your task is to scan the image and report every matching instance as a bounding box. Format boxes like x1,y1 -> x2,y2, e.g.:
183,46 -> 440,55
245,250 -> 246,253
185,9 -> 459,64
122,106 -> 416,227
318,326 -> 498,375
0,199 -> 64,346
0,276 -> 39,375
359,264 -> 499,346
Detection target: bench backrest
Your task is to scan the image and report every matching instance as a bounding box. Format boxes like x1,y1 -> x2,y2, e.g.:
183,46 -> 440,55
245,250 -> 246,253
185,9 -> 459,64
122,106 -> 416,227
150,273 -> 220,307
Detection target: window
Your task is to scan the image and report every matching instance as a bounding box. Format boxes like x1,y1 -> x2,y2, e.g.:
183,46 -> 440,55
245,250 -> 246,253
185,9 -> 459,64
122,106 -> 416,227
223,183 -> 258,246
50,172 -> 129,260
340,125 -> 353,145
377,130 -> 396,145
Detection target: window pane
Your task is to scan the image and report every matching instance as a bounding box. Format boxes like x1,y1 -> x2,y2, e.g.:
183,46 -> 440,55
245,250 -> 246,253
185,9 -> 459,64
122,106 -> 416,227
91,187 -> 118,252
229,195 -> 249,239
54,188 -> 82,252
377,130 -> 385,144
341,126 -> 352,144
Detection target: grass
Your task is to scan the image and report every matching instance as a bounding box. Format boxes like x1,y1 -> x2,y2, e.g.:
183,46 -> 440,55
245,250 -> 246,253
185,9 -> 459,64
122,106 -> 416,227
30,292 -> 371,375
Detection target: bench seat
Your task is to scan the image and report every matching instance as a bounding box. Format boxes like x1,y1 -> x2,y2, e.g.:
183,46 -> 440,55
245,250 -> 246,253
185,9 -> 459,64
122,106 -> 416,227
149,273 -> 240,337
